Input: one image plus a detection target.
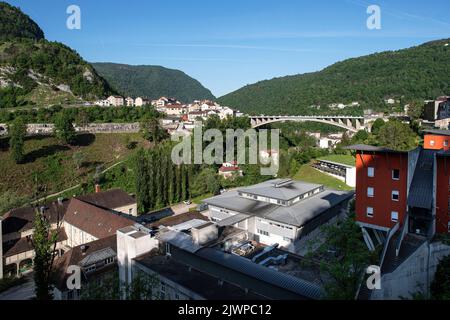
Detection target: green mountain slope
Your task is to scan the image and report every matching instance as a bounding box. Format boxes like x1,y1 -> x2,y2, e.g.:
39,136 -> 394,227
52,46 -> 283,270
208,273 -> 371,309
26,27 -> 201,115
0,2 -> 44,41
218,39 -> 450,115
92,63 -> 215,103
0,2 -> 114,108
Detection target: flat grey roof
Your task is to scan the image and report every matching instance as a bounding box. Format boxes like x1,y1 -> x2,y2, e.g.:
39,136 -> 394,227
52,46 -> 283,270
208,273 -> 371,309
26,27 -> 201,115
217,213 -> 250,227
204,186 -> 354,227
422,129 -> 450,136
237,179 -> 323,201
345,144 -> 409,153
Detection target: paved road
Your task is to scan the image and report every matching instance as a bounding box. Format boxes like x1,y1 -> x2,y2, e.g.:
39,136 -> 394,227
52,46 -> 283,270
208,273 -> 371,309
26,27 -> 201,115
0,276 -> 35,300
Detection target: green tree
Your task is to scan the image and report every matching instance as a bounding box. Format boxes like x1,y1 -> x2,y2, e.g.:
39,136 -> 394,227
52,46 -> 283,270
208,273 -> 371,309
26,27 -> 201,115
33,205 -> 62,300
72,151 -> 85,170
377,120 -> 417,151
192,168 -> 221,197
370,118 -> 386,135
306,215 -> 375,299
54,112 -> 76,145
140,116 -> 167,143
407,101 -> 425,120
9,116 -> 27,164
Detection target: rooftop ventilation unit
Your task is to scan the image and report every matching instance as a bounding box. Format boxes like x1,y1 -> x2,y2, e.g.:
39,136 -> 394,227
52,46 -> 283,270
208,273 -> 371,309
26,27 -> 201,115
273,179 -> 293,188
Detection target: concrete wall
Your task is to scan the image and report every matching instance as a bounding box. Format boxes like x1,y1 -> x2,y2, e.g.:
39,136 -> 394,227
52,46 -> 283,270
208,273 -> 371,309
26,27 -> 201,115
64,222 -> 97,247
117,227 -> 158,289
114,204 -> 138,217
371,241 -> 450,300
134,264 -> 201,300
191,224 -> 218,246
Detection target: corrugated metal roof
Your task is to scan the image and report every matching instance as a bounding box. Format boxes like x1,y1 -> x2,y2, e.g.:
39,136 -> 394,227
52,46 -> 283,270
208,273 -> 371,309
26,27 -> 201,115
407,149 -> 435,209
196,247 -> 323,299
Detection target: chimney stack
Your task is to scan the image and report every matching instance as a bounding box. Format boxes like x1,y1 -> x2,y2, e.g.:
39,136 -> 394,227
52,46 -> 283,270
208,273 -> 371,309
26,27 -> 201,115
95,184 -> 101,193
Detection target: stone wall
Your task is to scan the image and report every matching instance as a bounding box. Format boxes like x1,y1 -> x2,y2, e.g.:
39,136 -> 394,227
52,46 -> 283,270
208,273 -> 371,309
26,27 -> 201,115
0,123 -> 141,136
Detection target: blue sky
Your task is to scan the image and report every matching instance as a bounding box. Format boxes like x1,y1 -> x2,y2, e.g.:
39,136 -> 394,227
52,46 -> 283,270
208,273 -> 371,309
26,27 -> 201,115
5,0 -> 450,97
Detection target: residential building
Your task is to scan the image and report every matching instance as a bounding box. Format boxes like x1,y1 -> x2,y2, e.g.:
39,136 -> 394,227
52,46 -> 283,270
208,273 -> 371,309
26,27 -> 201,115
423,96 -> 450,121
218,161 -> 243,179
125,97 -> 135,107
1,188 -> 136,279
164,104 -> 187,116
63,198 -> 134,247
347,131 -> 450,299
135,97 -> 149,107
203,179 -> 353,251
107,96 -> 125,107
53,235 -> 118,300
422,129 -> 450,151
188,111 -> 208,122
94,99 -> 111,107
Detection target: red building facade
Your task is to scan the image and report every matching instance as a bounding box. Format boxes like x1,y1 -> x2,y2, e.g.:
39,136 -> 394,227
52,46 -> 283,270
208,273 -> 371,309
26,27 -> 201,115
351,130 -> 450,240
355,149 -> 408,230
435,155 -> 450,234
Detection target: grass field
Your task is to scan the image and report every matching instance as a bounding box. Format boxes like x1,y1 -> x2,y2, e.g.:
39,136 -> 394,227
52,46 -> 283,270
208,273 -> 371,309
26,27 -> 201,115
318,154 -> 356,167
0,133 -> 146,199
293,164 -> 354,191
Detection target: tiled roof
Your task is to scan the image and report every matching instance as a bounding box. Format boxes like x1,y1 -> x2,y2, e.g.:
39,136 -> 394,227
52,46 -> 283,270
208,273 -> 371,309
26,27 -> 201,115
53,235 -> 117,290
3,228 -> 67,258
219,165 -> 241,172
76,189 -> 135,210
64,198 -> 134,239
2,200 -> 69,235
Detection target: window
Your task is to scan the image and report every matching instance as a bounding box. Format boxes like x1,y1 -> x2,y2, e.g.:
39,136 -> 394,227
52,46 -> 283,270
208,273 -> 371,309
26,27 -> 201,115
445,140 -> 449,147
175,293 -> 180,300
392,169 -> 400,180
391,211 -> 399,222
366,207 -> 374,218
129,208 -> 133,215
367,167 -> 375,177
257,229 -> 269,236
283,237 -> 291,242
392,190 -> 400,201
367,187 -> 374,197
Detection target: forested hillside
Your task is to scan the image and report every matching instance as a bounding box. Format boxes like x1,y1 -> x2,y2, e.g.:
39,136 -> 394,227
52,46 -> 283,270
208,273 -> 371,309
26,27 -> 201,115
92,63 -> 215,103
0,2 -> 114,108
218,38 -> 450,115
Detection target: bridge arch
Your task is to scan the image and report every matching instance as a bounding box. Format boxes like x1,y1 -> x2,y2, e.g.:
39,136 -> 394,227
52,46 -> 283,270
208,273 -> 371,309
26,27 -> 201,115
250,116 -> 364,133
